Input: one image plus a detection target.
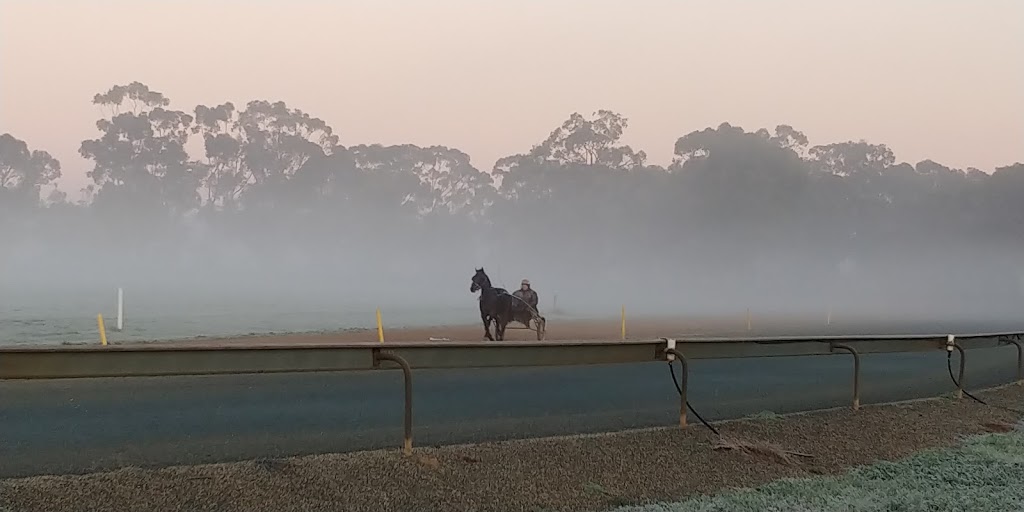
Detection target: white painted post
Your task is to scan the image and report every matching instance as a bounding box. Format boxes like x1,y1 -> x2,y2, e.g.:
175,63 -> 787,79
117,287 -> 124,331
827,304 -> 832,325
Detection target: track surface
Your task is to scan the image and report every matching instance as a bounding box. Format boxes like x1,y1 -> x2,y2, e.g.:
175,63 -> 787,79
1,321 -> 1022,479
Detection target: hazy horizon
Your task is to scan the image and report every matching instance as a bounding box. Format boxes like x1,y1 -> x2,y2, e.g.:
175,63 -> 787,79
2,1 -> 1024,345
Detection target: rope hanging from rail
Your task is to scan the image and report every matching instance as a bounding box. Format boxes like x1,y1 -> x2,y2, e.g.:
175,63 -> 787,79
946,350 -> 1024,415
667,357 -> 720,436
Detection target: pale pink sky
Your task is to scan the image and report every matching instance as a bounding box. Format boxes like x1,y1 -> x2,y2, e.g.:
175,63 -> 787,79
1,0 -> 1021,195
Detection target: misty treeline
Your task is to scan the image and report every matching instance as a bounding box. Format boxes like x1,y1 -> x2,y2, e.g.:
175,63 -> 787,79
2,82 -> 1023,316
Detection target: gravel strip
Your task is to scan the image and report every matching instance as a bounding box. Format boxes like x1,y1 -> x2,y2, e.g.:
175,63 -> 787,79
2,383 -> 1022,512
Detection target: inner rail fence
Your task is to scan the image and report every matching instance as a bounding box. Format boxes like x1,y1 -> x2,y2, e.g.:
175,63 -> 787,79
1,332 -> 1022,455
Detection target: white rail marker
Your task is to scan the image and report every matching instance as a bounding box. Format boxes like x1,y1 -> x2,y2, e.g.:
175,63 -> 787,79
117,287 -> 124,331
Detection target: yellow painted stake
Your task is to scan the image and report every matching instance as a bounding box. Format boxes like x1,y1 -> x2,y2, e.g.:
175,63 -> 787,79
621,305 -> 626,340
376,308 -> 384,343
97,314 -> 108,346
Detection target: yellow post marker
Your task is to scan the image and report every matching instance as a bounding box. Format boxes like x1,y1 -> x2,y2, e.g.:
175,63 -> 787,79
620,305 -> 626,340
376,308 -> 384,343
97,314 -> 108,346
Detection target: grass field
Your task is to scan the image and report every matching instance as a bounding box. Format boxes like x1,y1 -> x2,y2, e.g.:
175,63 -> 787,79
612,423 -> 1024,512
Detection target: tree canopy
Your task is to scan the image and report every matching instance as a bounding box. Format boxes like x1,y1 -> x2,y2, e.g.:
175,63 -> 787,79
3,81 -> 1023,315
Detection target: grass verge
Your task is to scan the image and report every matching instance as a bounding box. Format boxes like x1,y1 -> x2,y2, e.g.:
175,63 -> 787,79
610,423 -> 1024,512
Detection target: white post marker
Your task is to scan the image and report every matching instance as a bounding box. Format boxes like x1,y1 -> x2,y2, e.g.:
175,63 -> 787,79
117,287 -> 124,331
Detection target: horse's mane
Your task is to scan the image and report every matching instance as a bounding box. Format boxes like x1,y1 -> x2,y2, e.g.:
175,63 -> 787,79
475,268 -> 501,291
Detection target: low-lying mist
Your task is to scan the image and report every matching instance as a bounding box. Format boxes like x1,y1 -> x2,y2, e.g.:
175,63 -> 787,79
3,219 -> 1022,326
3,86 -> 1024,337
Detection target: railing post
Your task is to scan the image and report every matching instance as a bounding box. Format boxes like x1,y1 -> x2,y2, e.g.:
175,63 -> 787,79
373,349 -> 414,455
664,347 -> 688,428
1002,338 -> 1023,382
830,343 -> 861,410
951,342 -> 966,400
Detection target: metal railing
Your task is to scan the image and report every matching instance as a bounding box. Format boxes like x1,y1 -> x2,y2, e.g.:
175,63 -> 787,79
2,331 -> 1022,455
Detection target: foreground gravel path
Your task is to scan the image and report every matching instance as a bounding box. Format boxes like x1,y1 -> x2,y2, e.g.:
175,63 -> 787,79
2,383 -> 1021,512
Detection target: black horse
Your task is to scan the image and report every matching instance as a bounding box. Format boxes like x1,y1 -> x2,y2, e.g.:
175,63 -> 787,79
470,267 -> 515,341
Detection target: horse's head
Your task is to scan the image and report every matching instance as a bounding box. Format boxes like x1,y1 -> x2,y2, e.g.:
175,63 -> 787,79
471,267 -> 490,293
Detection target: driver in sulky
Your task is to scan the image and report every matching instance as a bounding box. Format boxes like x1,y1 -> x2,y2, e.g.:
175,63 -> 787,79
513,279 -> 538,311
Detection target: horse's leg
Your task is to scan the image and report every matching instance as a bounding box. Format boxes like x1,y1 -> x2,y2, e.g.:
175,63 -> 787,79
481,312 -> 494,341
495,317 -> 507,341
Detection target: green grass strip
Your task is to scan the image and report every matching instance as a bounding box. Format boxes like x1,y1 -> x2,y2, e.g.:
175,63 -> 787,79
611,425 -> 1024,512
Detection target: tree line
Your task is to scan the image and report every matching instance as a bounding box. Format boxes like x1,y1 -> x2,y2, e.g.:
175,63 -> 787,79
2,81 -> 1023,307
